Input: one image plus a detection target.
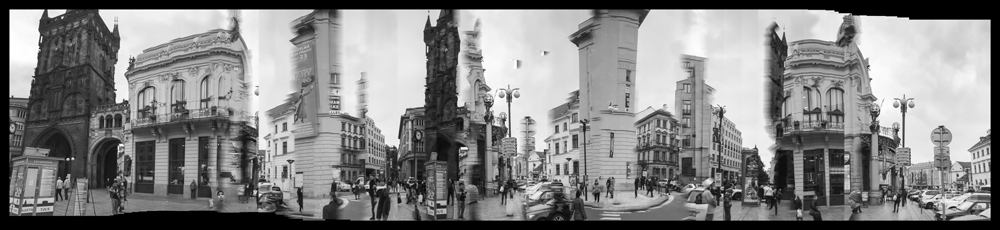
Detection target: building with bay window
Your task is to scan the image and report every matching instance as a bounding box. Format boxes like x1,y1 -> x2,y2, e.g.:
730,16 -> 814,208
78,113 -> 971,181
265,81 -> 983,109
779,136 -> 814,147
634,105 -> 680,180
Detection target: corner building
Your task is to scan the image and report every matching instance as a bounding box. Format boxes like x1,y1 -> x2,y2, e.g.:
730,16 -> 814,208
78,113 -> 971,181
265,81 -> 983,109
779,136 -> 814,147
124,26 -> 253,198
771,16 -> 899,206
569,10 -> 649,190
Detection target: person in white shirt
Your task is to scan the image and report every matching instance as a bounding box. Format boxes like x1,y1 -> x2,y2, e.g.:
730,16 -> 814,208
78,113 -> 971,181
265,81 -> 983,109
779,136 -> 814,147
62,177 -> 71,200
55,178 -> 64,201
763,186 -> 774,210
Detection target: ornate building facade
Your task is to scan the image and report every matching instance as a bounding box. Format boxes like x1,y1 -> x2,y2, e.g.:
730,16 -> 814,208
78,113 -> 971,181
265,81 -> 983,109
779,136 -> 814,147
772,15 -> 899,206
569,10 -> 649,190
24,10 -> 121,187
634,106 -> 681,181
123,22 -> 252,198
10,96 -> 29,177
545,91 -> 583,185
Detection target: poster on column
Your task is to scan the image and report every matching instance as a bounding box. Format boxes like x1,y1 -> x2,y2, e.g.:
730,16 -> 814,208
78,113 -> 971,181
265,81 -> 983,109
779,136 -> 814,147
292,40 -> 318,138
743,177 -> 760,206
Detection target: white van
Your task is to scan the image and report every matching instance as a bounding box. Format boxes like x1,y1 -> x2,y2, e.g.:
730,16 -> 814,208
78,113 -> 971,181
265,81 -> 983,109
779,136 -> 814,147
979,185 -> 991,193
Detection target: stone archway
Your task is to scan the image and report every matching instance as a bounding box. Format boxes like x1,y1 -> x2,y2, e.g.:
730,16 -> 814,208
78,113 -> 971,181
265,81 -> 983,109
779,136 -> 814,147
90,138 -> 122,188
33,128 -> 75,179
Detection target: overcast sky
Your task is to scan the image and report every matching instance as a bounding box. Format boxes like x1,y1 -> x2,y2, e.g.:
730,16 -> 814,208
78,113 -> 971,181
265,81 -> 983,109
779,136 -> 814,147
12,10 -> 989,169
9,9 -> 260,129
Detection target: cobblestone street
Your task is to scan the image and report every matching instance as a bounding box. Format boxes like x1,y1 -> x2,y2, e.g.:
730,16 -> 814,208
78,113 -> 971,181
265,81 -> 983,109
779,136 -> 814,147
709,199 -> 935,221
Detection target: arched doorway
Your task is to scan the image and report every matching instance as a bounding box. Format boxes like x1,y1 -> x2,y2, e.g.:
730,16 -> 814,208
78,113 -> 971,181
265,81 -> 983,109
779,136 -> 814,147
92,139 -> 122,188
37,130 -> 73,179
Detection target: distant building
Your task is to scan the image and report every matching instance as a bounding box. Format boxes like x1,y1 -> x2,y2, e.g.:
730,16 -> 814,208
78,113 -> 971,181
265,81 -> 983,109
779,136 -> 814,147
633,105 -> 681,180
949,161 -> 972,190
674,55 -> 719,184
544,91 -> 582,185
969,129 -> 991,188
398,107 -> 427,180
9,96 -> 29,177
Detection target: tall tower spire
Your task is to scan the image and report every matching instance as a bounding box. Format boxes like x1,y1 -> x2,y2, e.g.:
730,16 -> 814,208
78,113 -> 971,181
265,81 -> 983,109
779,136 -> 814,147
41,9 -> 49,19
424,12 -> 432,30
113,17 -> 120,38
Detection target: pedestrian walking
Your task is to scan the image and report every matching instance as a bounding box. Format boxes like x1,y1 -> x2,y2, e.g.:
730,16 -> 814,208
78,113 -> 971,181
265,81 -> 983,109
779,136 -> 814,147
809,194 -> 822,221
592,182 -> 602,203
457,181 -> 467,219
774,188 -> 782,205
447,178 -> 455,206
793,196 -> 803,221
640,175 -> 646,191
369,178 -> 378,220
110,180 -> 122,215
606,177 -> 614,199
724,188 -> 734,221
900,188 -> 907,207
572,190 -> 588,221
63,176 -> 71,200
500,181 -> 508,205
55,177 -> 63,201
297,187 -> 305,213
893,189 -> 903,212
701,179 -> 718,221
465,182 -> 479,220
122,177 -> 129,202
646,179 -> 655,197
848,190 -> 862,214
634,177 -> 640,198
763,186 -> 774,210
376,181 -> 391,221
190,180 -> 197,200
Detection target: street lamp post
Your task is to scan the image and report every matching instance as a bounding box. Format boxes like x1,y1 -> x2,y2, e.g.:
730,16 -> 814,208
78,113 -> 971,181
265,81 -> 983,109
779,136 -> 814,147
892,95 -> 915,189
497,85 -> 520,138
287,159 -> 295,189
714,105 -> 726,181
581,119 -> 589,201
498,112 -> 508,182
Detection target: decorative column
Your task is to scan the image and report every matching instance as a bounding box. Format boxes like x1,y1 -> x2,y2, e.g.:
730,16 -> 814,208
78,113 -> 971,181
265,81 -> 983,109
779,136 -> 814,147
824,136 -> 831,205
868,102 -> 882,201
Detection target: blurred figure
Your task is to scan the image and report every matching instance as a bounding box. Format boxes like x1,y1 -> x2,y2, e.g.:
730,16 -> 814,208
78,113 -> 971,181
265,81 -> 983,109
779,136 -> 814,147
592,181 -> 602,203
724,188 -> 734,221
701,179 -> 717,221
190,180 -> 197,200
457,181 -> 467,220
793,196 -> 803,221
297,187 -> 304,212
376,180 -> 390,221
369,178 -> 378,220
55,177 -> 64,201
216,190 -> 226,212
810,194 -> 822,221
322,188 -> 342,220
572,190 -> 587,221
606,177 -> 614,198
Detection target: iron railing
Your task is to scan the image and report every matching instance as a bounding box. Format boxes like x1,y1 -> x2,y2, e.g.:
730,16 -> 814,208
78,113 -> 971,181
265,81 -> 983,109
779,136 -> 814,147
133,106 -> 235,128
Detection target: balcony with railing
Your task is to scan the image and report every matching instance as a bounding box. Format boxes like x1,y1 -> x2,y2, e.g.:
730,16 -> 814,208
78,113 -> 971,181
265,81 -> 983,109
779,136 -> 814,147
640,159 -> 679,167
132,106 -> 234,128
635,142 -> 680,152
780,119 -> 845,136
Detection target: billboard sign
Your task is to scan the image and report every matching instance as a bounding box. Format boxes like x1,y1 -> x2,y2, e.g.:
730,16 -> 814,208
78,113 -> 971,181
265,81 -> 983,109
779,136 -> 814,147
292,40 -> 318,138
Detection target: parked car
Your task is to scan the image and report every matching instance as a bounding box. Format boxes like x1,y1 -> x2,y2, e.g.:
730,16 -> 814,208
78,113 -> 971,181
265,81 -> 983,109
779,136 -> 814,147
257,184 -> 283,205
950,208 -> 991,221
979,185 -> 991,194
731,188 -> 743,201
917,190 -> 942,202
657,179 -> 671,188
920,194 -> 946,209
936,201 -> 991,221
524,182 -> 554,205
681,184 -> 699,197
909,190 -> 924,201
938,193 -> 991,211
523,182 -> 571,221
337,182 -> 352,192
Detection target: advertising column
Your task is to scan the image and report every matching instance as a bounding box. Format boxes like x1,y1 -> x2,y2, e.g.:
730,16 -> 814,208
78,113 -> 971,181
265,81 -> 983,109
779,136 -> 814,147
9,156 -> 59,216
424,157 -> 447,220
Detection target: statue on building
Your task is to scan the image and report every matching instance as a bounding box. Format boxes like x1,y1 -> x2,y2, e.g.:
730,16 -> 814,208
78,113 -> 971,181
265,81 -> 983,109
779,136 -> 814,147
128,56 -> 135,71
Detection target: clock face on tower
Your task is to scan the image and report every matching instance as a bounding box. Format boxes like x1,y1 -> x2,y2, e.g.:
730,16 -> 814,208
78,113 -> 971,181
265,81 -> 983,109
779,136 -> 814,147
415,130 -> 423,141
9,121 -> 15,134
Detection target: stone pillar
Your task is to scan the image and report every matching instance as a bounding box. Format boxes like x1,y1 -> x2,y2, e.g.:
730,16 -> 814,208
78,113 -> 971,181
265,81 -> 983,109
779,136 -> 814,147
824,147 -> 830,205
794,139 -> 804,200
870,132 -> 881,201
850,136 -> 863,194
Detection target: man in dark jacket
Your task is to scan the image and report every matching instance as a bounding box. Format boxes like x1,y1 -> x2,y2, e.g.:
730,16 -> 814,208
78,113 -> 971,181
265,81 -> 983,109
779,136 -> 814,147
810,195 -> 822,221
297,187 -> 305,212
447,178 -> 454,205
634,177 -> 641,198
368,178 -> 378,220
640,176 -> 646,191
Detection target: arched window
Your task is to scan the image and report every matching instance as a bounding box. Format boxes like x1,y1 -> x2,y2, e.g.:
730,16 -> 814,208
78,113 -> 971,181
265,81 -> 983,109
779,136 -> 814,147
105,115 -> 113,128
827,88 -> 845,124
115,114 -> 123,127
139,87 -> 157,111
171,80 -> 186,112
217,75 -> 227,107
99,117 -> 105,128
803,87 -> 821,123
200,76 -> 211,109
803,87 -> 814,110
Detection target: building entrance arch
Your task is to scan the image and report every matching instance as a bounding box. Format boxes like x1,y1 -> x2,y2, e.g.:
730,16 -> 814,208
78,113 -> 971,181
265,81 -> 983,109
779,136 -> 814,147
33,128 -> 75,179
90,138 -> 122,188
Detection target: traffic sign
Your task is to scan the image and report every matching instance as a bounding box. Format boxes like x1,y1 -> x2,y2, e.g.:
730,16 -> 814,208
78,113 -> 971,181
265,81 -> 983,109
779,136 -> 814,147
931,126 -> 952,147
895,148 -> 911,166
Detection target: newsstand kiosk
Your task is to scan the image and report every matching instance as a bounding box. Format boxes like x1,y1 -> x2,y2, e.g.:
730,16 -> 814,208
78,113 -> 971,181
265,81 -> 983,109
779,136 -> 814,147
9,153 -> 62,216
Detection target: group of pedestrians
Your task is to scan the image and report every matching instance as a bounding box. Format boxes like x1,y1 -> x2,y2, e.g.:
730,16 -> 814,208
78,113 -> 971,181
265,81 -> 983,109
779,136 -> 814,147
109,176 -> 128,215
54,176 -> 71,202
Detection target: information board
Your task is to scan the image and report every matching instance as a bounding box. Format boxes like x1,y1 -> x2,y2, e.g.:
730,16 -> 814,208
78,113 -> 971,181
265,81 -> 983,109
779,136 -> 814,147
742,177 -> 760,206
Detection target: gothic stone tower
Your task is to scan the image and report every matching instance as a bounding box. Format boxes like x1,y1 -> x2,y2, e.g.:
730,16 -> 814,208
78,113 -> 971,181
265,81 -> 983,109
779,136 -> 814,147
569,10 -> 648,190
423,10 -> 462,182
25,9 -> 121,180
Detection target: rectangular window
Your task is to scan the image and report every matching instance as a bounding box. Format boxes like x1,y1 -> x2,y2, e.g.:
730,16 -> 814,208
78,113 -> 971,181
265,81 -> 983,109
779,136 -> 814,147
683,100 -> 692,115
12,134 -> 22,147
683,117 -> 691,128
136,141 -> 156,186
684,83 -> 692,93
283,123 -> 287,132
572,113 -> 579,123
555,143 -> 560,155
332,73 -> 340,85
282,141 -> 287,155
282,165 -> 289,179
625,70 -> 631,82
563,123 -> 568,132
167,138 -> 186,194
564,163 -> 570,175
274,125 -> 278,134
555,125 -> 559,134
556,164 -> 560,175
342,122 -> 346,132
572,135 -> 579,149
573,161 -> 579,174
564,141 -> 568,152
